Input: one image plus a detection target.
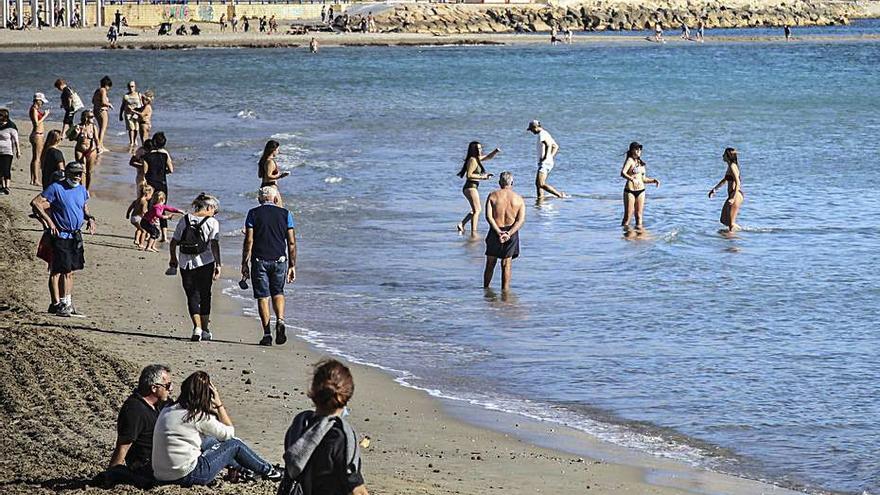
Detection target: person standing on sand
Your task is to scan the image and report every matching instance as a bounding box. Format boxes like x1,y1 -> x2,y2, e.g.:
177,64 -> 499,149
169,193 -> 222,342
681,22 -> 690,40
30,161 -> 95,317
708,147 -> 744,232
120,81 -> 143,150
697,20 -> 705,42
784,25 -> 792,41
484,172 -> 525,292
456,140 -> 499,235
310,37 -> 319,53
40,129 -> 65,189
143,132 -> 174,241
0,108 -> 20,195
282,359 -> 369,495
620,141 -> 660,229
527,120 -> 566,200
29,92 -> 50,186
92,76 -> 113,153
230,14 -> 238,32
241,186 -> 297,347
74,110 -> 99,191
135,90 -> 154,143
96,364 -> 173,489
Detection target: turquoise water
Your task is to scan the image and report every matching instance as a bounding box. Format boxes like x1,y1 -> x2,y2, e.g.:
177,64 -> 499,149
3,21 -> 880,493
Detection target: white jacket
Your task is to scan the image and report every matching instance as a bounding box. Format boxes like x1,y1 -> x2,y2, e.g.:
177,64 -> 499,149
151,403 -> 235,481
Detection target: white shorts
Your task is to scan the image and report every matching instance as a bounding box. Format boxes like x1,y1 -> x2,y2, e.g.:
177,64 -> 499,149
130,215 -> 142,227
538,161 -> 554,174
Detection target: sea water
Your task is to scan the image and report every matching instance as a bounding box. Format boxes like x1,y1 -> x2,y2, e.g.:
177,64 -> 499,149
3,21 -> 880,493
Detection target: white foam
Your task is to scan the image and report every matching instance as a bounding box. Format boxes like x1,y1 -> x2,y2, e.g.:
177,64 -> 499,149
324,176 -> 343,184
270,132 -> 298,140
236,110 -> 257,120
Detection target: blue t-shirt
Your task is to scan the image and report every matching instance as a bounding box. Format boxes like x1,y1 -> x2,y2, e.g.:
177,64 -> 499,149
42,180 -> 89,239
245,204 -> 295,261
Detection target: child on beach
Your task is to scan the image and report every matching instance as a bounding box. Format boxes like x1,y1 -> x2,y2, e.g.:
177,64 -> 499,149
281,359 -> 369,495
140,190 -> 181,252
126,182 -> 153,249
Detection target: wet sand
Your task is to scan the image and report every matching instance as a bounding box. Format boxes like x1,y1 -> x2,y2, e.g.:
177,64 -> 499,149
0,129 -> 807,495
0,25 -> 878,51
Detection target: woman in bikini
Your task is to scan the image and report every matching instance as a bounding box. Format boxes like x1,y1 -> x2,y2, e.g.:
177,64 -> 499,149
708,147 -> 744,232
29,93 -> 50,186
456,141 -> 499,235
91,76 -> 113,153
136,90 -> 154,143
120,80 -> 143,150
74,110 -> 99,191
620,141 -> 660,228
257,140 -> 289,204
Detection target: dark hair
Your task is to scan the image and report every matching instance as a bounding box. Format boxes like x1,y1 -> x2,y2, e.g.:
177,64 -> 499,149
54,78 -> 65,89
457,141 -> 484,178
177,371 -> 215,422
626,141 -> 645,166
152,132 -> 167,149
100,75 -> 112,88
142,138 -> 154,152
308,359 -> 354,411
0,108 -> 8,122
137,364 -> 171,396
723,147 -> 738,165
258,140 -> 280,179
41,130 -> 63,165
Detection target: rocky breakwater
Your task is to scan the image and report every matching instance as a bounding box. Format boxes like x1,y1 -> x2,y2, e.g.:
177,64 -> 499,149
373,0 -> 860,34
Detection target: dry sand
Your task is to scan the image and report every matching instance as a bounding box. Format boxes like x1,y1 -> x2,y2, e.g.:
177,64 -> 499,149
0,24 -> 878,51
0,129 -> 807,495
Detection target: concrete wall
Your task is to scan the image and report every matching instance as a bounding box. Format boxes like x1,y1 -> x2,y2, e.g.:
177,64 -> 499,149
109,2 -> 349,27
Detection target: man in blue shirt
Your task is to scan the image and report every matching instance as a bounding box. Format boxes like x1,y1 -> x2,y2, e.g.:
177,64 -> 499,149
241,186 -> 297,346
30,162 -> 95,317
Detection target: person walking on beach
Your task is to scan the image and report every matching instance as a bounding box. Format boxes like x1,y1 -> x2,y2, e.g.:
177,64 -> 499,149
126,182 -> 152,249
92,76 -> 113,153
0,108 -> 20,195
29,92 -> 50,186
620,141 -> 660,229
74,110 -> 98,191
681,22 -> 690,40
30,161 -> 95,317
527,120 -> 566,200
143,132 -> 174,241
456,141 -> 499,235
281,359 -> 369,495
136,90 -> 154,143
708,147 -> 744,232
141,190 -> 182,252
55,79 -> 81,138
169,193 -> 221,342
697,19 -> 705,42
152,371 -> 283,486
784,25 -> 791,41
120,81 -> 143,150
310,37 -> 319,53
258,140 -> 289,189
484,172 -> 525,292
241,186 -> 297,347
98,364 -> 173,489
40,129 -> 65,189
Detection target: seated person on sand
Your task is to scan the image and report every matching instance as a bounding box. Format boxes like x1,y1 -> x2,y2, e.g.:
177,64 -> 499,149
152,371 -> 283,486
176,24 -> 188,36
158,22 -> 172,35
190,24 -> 201,35
282,359 -> 369,495
94,365 -> 173,488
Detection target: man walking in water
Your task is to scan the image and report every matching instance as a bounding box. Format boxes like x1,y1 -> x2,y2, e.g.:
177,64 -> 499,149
241,186 -> 297,346
484,172 -> 525,292
527,120 -> 567,200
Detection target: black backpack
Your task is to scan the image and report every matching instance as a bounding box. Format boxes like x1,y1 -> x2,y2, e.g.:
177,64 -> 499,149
178,215 -> 210,255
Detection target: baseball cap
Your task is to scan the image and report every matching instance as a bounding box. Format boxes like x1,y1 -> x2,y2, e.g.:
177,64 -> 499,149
33,92 -> 48,103
65,161 -> 85,174
527,120 -> 541,131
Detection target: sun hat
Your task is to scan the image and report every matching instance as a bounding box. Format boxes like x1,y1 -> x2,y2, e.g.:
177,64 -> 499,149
33,92 -> 48,103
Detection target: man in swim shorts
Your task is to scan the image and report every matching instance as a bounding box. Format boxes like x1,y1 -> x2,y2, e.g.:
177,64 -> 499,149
484,171 -> 525,292
527,120 -> 566,200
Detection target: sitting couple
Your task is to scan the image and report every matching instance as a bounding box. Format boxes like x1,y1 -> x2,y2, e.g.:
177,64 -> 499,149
97,361 -> 369,495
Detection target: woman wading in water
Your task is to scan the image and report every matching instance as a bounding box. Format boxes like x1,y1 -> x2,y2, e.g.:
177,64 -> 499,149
258,140 -> 288,205
708,147 -> 744,232
120,80 -> 143,150
620,142 -> 660,228
91,76 -> 113,153
456,141 -> 499,235
29,93 -> 50,186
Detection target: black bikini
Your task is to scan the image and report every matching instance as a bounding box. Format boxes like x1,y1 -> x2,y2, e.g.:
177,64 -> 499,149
464,180 -> 479,190
624,188 -> 645,198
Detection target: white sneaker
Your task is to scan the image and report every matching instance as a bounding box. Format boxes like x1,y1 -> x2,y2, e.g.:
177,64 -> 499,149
191,328 -> 202,342
202,330 -> 213,341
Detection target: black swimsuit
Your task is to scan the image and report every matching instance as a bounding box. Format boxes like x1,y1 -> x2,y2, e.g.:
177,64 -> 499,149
464,180 -> 479,190
625,188 -> 645,198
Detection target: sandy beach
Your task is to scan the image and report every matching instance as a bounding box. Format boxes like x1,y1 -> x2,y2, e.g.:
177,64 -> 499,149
0,122 -> 811,495
0,24 -> 879,51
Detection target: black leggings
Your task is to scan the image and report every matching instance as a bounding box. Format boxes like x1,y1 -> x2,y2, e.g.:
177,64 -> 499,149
180,262 -> 214,317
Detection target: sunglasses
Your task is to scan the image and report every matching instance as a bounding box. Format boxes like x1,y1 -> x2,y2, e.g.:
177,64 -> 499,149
154,381 -> 173,391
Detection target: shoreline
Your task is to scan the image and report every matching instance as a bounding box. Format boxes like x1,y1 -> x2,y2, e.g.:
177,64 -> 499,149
0,124 -> 814,494
0,25 -> 878,51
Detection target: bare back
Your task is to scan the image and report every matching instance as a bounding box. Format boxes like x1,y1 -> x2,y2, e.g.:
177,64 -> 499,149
487,188 -> 524,228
